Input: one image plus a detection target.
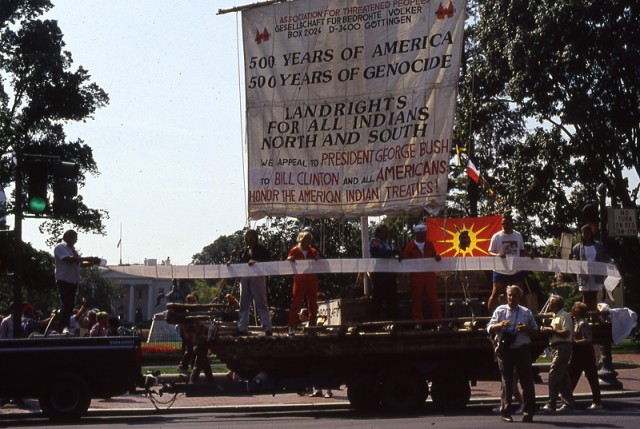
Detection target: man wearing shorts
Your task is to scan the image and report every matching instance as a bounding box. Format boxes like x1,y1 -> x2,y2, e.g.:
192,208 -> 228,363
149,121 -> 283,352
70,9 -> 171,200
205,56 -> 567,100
488,216 -> 526,312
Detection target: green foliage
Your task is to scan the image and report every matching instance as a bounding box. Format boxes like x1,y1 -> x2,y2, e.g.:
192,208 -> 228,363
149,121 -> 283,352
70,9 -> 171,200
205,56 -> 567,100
453,0 -> 640,312
1,0 -> 109,241
78,266 -> 124,313
191,217 -> 368,310
0,230 -> 56,313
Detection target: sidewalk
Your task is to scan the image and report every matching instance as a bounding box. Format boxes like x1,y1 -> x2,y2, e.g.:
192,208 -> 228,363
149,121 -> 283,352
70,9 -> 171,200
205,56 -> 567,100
2,354 -> 640,416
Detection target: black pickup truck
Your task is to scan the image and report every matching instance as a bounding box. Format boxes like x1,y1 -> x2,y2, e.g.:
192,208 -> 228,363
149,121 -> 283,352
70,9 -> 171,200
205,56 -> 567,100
0,335 -> 143,420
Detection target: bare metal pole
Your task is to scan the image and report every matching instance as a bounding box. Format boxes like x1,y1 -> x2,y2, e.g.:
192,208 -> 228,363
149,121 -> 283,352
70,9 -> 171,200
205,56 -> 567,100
361,216 -> 371,296
12,152 -> 24,338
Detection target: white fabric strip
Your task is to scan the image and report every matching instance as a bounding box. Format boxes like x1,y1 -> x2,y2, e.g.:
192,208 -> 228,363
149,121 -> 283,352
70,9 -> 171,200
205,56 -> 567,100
106,257 -> 621,282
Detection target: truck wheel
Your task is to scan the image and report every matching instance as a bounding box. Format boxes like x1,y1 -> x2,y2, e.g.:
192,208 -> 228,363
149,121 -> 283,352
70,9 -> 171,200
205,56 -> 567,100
380,369 -> 428,412
347,377 -> 381,411
430,373 -> 471,410
39,374 -> 91,420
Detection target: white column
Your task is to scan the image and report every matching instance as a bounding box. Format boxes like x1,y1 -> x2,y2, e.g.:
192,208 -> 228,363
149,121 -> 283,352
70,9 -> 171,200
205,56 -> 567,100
128,284 -> 136,322
146,283 -> 154,319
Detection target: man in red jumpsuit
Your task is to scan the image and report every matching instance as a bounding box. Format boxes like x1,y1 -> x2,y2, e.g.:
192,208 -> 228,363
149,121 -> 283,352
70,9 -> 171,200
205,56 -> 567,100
402,223 -> 442,327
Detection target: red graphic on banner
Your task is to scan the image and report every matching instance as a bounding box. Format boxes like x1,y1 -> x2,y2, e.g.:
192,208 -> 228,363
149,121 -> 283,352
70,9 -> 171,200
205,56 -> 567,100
426,215 -> 503,257
436,1 -> 455,19
255,27 -> 270,44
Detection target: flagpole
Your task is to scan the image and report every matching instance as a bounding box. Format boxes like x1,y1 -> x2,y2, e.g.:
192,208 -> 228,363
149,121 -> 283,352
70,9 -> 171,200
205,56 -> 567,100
119,223 -> 123,266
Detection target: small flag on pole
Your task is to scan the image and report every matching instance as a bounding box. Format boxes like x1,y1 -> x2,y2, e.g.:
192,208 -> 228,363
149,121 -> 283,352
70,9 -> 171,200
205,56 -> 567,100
467,159 -> 480,183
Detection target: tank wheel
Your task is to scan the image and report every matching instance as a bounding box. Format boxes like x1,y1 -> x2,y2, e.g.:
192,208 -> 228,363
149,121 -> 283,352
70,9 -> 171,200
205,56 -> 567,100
380,369 -> 428,412
39,374 -> 91,420
430,372 -> 471,410
347,376 -> 381,411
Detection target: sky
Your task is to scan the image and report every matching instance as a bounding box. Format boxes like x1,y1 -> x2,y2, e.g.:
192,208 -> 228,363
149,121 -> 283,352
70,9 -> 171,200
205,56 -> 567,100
13,0 -> 640,266
18,0 -> 251,266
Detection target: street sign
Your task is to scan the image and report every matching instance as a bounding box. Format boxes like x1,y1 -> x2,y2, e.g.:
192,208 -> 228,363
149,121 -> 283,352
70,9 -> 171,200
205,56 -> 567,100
607,207 -> 638,237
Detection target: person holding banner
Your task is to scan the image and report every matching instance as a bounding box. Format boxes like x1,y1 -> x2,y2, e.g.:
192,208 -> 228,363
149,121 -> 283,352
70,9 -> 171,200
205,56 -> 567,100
286,231 -> 321,336
488,216 -> 527,312
229,229 -> 273,336
402,223 -> 442,326
369,224 -> 401,321
571,224 -> 611,312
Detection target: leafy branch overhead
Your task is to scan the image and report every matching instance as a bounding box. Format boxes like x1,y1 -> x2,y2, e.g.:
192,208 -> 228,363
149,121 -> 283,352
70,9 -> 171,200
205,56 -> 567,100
1,0 -> 109,241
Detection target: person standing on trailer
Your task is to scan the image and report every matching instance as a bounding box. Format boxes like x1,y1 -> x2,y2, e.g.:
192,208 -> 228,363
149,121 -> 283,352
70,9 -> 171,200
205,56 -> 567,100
402,223 -> 442,326
286,231 -> 321,336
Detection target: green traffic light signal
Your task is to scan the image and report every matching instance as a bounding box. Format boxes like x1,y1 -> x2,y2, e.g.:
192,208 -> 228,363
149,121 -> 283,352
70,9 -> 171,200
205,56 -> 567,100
24,156 -> 50,215
28,196 -> 48,214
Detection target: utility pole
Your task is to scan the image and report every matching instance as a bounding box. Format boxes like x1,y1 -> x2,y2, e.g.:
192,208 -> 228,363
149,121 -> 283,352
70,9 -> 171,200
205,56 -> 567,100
597,183 -> 623,389
12,152 -> 24,338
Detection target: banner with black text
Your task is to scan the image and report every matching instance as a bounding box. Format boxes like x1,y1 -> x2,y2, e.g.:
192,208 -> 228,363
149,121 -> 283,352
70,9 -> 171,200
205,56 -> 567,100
242,0 -> 465,218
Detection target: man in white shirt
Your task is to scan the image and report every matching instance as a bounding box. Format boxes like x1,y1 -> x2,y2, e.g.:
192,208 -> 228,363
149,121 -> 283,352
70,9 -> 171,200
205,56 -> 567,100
488,216 -> 527,312
54,230 -> 99,330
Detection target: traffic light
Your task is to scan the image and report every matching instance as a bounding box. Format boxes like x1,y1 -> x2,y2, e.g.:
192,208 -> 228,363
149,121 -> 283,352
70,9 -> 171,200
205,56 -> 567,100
582,204 -> 600,236
52,161 -> 79,216
23,156 -> 50,215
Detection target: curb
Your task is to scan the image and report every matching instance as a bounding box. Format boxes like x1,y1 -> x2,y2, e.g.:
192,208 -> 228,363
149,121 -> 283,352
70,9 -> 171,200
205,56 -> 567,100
2,390 -> 640,420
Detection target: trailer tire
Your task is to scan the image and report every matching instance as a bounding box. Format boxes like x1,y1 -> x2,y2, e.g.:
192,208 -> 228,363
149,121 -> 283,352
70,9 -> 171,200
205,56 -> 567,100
347,377 -> 381,411
430,372 -> 470,410
380,369 -> 428,412
39,374 -> 91,420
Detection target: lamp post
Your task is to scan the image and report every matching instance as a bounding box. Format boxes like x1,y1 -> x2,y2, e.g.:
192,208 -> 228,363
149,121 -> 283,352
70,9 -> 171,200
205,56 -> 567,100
597,183 -> 623,389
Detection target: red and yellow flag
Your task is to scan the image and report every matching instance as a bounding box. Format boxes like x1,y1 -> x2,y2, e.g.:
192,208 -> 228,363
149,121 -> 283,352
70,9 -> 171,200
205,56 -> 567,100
426,215 -> 503,257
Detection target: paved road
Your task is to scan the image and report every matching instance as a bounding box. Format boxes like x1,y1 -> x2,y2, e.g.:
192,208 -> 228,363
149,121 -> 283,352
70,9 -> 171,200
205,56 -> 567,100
3,397 -> 640,429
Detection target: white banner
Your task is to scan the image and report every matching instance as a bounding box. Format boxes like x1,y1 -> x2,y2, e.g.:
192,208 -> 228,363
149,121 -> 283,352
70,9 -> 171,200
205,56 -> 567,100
242,0 -> 466,219
107,257 -> 622,282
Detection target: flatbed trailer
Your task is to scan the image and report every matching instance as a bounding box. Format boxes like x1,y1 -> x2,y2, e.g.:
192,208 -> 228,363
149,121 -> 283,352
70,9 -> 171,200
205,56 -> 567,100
152,305 -> 612,412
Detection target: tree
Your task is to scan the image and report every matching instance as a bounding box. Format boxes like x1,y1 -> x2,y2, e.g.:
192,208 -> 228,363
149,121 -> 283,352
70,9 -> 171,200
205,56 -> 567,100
77,266 -> 123,315
191,217 -> 366,310
1,0 -> 109,241
453,0 -> 640,309
0,229 -> 57,313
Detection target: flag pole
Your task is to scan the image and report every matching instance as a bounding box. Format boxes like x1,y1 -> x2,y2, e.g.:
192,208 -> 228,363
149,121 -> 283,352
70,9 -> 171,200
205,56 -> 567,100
119,223 -> 123,266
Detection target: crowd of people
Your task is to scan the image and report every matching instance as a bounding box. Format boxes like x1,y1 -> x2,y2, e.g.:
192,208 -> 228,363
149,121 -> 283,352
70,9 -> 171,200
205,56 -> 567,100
0,298 -> 123,339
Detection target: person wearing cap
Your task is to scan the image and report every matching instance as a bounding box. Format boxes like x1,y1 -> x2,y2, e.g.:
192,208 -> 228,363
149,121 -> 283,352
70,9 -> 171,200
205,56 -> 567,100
54,230 -> 100,329
488,215 -> 527,312
402,223 -> 442,325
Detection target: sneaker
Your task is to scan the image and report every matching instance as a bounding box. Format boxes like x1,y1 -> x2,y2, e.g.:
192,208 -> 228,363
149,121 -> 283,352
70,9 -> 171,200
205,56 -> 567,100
501,415 -> 513,423
588,403 -> 602,411
324,392 -> 333,398
541,403 -> 555,413
557,404 -> 576,413
309,390 -> 323,397
492,405 -> 501,414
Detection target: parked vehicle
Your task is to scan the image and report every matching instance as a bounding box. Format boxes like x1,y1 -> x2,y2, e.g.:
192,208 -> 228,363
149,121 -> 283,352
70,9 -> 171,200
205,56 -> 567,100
0,336 -> 143,420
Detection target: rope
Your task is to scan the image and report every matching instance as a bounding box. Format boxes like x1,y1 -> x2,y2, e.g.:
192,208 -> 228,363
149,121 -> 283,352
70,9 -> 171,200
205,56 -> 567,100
235,12 -> 249,223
